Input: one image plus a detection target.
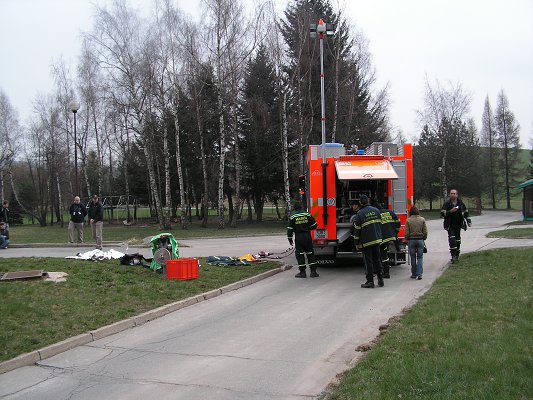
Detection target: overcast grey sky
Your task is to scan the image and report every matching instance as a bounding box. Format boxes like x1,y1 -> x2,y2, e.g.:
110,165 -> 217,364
1,0 -> 532,147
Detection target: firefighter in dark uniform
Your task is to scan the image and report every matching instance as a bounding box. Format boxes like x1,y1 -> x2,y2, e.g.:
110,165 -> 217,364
378,203 -> 400,279
441,189 -> 471,263
287,202 -> 318,278
352,195 -> 384,288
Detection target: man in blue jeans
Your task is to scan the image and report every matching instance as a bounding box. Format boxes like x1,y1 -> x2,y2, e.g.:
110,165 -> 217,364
404,206 -> 427,279
0,221 -> 9,249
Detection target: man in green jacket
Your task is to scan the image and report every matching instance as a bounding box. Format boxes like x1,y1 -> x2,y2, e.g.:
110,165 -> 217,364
352,195 -> 383,288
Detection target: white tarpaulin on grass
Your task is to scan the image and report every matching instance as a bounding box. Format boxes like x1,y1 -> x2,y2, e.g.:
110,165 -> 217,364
65,249 -> 125,261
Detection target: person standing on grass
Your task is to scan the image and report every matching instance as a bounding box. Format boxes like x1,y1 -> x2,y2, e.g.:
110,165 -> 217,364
0,221 -> 9,249
0,200 -> 10,229
404,206 -> 427,280
441,189 -> 471,263
68,196 -> 87,245
88,194 -> 104,250
287,201 -> 319,278
352,195 -> 383,288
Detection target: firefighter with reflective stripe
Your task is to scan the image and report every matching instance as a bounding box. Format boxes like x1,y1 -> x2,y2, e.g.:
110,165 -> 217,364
287,202 -> 318,278
352,195 -> 384,288
441,188 -> 471,263
378,203 -> 400,279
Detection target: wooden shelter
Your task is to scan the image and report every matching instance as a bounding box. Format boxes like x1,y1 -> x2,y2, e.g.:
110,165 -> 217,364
516,179 -> 533,221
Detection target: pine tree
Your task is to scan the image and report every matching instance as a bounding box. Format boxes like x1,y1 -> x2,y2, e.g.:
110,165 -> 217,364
527,135 -> 533,179
480,95 -> 498,208
240,45 -> 283,222
495,90 -> 521,209
280,0 -> 389,166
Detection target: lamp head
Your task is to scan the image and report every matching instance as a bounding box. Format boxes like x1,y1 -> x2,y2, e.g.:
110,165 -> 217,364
69,99 -> 80,113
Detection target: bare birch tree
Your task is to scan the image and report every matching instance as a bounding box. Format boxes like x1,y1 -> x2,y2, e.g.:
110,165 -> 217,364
0,90 -> 20,202
87,1 -> 166,228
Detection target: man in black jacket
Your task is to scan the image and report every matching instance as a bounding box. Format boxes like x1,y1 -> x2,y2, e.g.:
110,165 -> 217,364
68,196 -> 87,245
0,200 -> 9,228
287,202 -> 318,278
88,194 -> 104,250
352,195 -> 383,288
441,189 -> 471,263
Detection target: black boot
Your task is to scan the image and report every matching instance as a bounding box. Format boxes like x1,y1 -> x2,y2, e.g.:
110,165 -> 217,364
377,274 -> 384,287
295,266 -> 307,278
383,263 -> 390,279
450,250 -> 456,263
361,280 -> 375,288
310,267 -> 319,278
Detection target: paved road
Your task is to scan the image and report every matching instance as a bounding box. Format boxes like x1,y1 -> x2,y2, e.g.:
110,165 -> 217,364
0,211 -> 530,399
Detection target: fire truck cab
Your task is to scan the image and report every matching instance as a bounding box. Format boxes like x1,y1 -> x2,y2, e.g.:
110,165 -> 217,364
305,141 -> 414,265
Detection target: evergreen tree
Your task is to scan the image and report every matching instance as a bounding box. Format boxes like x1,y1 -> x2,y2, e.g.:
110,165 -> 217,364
280,0 -> 389,170
495,90 -> 522,209
527,135 -> 533,179
480,95 -> 498,208
240,45 -> 283,222
414,125 -> 442,209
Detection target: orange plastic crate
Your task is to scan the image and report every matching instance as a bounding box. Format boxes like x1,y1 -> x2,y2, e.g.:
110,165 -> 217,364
166,258 -> 199,280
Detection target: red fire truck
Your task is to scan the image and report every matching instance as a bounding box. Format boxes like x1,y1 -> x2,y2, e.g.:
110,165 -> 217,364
305,141 -> 414,264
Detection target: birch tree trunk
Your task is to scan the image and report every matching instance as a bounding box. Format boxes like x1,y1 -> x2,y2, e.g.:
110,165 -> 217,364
281,89 -> 291,217
230,101 -> 240,228
173,99 -> 188,229
216,92 -> 226,229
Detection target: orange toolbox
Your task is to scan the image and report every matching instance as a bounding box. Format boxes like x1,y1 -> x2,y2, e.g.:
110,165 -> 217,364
166,258 -> 199,280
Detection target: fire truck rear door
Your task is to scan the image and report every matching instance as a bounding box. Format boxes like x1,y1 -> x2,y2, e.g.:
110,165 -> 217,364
390,160 -> 407,213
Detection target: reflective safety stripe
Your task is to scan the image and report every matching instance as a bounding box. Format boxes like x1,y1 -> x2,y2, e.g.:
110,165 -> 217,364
363,239 -> 382,247
362,219 -> 381,228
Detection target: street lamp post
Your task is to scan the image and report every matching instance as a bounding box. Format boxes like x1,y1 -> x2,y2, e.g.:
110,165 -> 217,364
69,99 -> 80,196
438,166 -> 444,205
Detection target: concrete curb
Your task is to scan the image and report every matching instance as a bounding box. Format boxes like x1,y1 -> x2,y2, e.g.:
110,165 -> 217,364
0,264 -> 289,375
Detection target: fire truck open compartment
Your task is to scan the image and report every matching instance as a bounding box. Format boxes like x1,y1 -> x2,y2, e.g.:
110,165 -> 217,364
306,142 -> 413,265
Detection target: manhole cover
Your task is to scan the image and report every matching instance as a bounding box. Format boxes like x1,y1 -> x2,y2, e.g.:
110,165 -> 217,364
0,270 -> 44,281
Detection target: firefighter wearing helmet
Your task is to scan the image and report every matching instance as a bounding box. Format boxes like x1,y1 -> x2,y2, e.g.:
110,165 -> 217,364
287,202 -> 318,278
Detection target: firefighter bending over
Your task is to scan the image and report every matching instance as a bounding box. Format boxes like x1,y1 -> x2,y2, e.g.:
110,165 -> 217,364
287,202 -> 318,278
352,195 -> 384,288
378,202 -> 400,279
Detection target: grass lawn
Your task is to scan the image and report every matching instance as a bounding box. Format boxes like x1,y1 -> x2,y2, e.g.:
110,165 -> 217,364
9,218 -> 288,244
325,247 -> 533,400
487,227 -> 533,238
0,257 -> 279,363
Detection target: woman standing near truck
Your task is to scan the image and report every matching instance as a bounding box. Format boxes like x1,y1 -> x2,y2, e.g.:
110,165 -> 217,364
404,206 -> 427,280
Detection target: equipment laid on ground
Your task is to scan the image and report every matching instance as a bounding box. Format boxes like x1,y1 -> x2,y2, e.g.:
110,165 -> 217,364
304,141 -> 414,265
150,233 -> 179,273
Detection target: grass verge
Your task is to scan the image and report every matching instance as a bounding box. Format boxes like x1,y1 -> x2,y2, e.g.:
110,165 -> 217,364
325,247 -> 533,400
487,227 -> 533,238
8,219 -> 287,244
0,257 -> 279,362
